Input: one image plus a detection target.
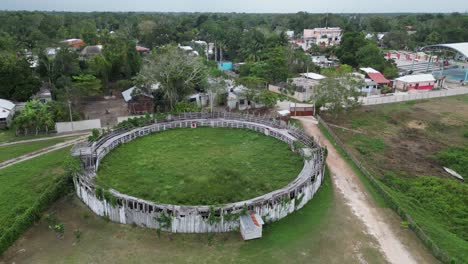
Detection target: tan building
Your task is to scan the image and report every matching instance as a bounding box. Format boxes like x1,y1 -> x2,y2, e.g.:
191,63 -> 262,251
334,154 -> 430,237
303,27 -> 342,49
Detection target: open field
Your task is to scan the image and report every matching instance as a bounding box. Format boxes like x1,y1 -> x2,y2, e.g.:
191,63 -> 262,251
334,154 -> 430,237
97,127 -> 303,205
0,136 -> 77,163
0,130 -> 59,144
321,95 -> 468,262
1,169 -> 396,264
0,147 -> 72,254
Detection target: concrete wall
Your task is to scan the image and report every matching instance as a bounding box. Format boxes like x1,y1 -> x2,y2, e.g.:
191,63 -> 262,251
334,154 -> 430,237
73,113 -> 326,233
269,84 -> 308,102
56,119 -> 101,133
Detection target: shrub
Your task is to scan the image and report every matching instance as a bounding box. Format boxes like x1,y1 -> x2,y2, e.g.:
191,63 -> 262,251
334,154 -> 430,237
88,128 -> 101,142
435,146 -> 468,178
0,172 -> 73,254
171,101 -> 201,114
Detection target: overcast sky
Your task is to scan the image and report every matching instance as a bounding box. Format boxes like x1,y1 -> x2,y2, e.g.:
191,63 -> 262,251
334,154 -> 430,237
1,0 -> 468,13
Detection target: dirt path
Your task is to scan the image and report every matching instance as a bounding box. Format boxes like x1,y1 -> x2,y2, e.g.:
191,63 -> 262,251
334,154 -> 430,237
297,117 -> 431,264
0,132 -> 89,147
0,136 -> 87,169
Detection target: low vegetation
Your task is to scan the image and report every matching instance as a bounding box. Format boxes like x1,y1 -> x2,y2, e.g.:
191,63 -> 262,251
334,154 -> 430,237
0,136 -> 76,163
0,148 -> 74,254
97,127 -> 303,205
321,95 -> 468,263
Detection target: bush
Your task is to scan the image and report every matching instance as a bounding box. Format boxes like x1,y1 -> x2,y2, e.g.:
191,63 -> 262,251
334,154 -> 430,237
0,172 -> 73,254
171,101 -> 201,114
113,79 -> 135,91
88,128 -> 101,142
435,146 -> 468,178
114,116 -> 152,130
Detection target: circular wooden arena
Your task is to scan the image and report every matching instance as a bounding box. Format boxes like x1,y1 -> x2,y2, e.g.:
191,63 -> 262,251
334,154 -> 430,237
96,127 -> 304,205
72,112 -> 326,233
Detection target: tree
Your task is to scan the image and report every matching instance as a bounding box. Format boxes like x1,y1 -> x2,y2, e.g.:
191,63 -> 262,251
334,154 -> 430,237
311,70 -> 362,118
336,32 -> 367,67
136,46 -> 207,110
12,100 -> 54,135
0,51 -> 40,101
72,74 -> 102,98
206,78 -> 227,113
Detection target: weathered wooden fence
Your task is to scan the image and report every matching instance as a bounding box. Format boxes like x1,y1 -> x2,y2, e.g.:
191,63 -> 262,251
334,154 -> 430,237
72,112 -> 326,233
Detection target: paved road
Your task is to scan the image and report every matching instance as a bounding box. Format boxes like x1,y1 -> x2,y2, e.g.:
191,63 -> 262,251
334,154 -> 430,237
0,136 -> 87,169
296,117 -> 437,264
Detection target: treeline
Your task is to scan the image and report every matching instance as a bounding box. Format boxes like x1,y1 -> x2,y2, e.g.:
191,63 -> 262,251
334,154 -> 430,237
1,11 -> 467,104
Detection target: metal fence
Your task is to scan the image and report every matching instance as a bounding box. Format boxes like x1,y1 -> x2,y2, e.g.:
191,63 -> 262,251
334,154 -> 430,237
316,115 -> 456,264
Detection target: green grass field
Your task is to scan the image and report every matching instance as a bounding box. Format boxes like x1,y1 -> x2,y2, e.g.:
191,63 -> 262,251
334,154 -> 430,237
0,130 -> 60,143
0,148 -> 70,237
0,137 -> 76,163
321,95 -> 468,263
1,167 -> 391,264
97,127 -> 304,205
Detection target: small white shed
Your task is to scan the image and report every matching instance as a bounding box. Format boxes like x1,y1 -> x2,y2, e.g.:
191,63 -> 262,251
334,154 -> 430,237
240,212 -> 264,240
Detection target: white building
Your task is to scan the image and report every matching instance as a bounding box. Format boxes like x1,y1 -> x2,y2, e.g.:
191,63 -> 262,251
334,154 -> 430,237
240,212 -> 264,240
303,27 -> 342,49
394,74 -> 437,92
353,73 -> 379,96
0,99 -> 16,129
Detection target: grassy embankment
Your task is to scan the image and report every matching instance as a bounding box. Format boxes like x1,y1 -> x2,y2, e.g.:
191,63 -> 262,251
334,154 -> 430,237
320,95 -> 468,263
0,147 -> 72,254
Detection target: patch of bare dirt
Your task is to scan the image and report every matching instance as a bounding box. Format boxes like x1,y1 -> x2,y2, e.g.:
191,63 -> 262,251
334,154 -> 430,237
406,120 -> 427,130
80,95 -> 128,127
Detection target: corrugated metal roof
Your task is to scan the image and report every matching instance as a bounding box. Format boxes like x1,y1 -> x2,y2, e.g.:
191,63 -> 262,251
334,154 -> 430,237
422,42 -> 468,58
367,72 -> 390,84
0,99 -> 15,111
122,87 -> 135,102
396,74 -> 435,83
359,67 -> 380,74
300,72 -> 326,80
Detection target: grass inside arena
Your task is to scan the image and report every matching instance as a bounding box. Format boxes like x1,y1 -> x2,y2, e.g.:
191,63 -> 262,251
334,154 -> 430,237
97,127 -> 304,205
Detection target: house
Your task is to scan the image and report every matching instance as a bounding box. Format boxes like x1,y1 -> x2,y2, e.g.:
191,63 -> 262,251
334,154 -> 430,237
311,55 -> 336,68
0,99 -> 16,129
178,45 -> 199,56
61,38 -> 85,48
303,27 -> 342,50
218,61 -> 233,71
34,84 -> 53,103
136,45 -> 150,53
269,73 -> 326,102
122,86 -> 154,114
394,74 -> 437,92
353,73 -> 379,95
359,68 -> 390,88
226,81 -> 264,111
81,45 -> 103,58
188,93 -> 209,107
240,212 -> 264,240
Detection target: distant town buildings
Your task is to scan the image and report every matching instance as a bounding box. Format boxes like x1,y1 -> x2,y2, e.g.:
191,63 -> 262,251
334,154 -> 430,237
303,27 -> 342,49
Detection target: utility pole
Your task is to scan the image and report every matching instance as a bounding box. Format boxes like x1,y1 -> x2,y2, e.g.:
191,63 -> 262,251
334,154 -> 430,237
68,99 -> 74,131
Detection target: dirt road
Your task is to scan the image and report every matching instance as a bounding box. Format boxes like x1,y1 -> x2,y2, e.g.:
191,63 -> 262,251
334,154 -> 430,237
297,117 -> 437,264
0,136 -> 87,169
0,132 -> 88,147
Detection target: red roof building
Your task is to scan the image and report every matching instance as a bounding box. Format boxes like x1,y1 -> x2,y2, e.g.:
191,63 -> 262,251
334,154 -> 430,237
360,67 -> 390,85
